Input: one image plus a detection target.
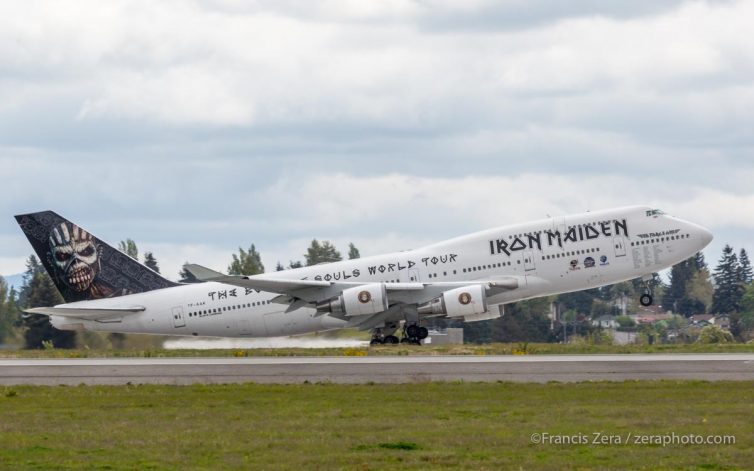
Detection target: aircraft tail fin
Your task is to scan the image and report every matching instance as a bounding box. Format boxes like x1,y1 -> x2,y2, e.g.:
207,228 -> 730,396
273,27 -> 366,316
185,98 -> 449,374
15,211 -> 177,303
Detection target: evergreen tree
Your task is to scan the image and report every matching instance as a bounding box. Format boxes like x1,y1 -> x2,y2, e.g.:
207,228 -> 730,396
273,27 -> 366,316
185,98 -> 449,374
685,268 -> 714,314
711,245 -> 743,314
347,243 -> 361,260
662,255 -> 707,316
23,271 -> 76,349
557,289 -> 598,316
739,284 -> 754,335
288,261 -> 303,269
118,239 -> 139,260
739,248 -> 753,284
0,276 -> 10,343
663,258 -> 694,314
6,287 -> 19,330
694,252 -> 708,271
490,298 -> 554,342
228,245 -> 265,275
143,252 -> 160,273
305,239 -> 342,266
18,255 -> 44,307
276,262 -> 285,272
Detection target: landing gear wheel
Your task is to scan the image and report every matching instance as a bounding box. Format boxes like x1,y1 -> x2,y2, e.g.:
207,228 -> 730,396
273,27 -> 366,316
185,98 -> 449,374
370,337 -> 384,346
640,294 -> 653,307
383,335 -> 399,345
417,327 -> 429,340
406,324 -> 420,338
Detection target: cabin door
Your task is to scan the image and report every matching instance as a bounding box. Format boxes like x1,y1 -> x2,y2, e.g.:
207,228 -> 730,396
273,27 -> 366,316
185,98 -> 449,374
523,250 -> 536,272
171,306 -> 186,328
613,237 -> 627,257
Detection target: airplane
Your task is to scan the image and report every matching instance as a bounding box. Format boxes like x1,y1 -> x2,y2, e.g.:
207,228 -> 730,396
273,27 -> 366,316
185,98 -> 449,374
16,206 -> 713,345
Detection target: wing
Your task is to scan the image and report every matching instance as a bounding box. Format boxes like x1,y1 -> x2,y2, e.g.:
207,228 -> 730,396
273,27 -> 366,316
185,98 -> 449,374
24,305 -> 145,320
183,264 -> 520,317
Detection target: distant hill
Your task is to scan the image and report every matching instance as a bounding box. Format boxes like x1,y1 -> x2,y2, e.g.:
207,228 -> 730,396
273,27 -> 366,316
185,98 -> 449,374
1,273 -> 25,291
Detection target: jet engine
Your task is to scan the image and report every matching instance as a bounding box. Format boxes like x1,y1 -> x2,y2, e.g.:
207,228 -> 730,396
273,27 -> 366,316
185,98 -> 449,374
417,284 -> 487,318
316,283 -> 389,316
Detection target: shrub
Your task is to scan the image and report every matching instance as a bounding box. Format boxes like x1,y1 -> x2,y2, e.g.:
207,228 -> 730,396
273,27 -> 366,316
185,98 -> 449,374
696,325 -> 734,344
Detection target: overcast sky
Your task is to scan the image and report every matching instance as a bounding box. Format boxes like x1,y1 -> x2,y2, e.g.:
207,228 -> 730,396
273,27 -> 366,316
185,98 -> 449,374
1,0 -> 753,280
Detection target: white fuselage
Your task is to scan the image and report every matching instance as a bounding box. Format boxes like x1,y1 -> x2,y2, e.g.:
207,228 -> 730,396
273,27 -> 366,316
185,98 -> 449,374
51,206 -> 713,337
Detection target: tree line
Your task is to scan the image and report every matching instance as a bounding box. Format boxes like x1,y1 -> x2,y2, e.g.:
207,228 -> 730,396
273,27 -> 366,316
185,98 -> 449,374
1,239 -> 752,348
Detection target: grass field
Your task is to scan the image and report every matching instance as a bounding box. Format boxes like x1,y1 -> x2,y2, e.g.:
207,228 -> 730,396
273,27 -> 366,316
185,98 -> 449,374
0,381 -> 751,470
1,342 -> 753,358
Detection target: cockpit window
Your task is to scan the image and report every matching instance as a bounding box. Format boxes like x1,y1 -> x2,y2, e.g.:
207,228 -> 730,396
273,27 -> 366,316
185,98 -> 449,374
646,209 -> 665,217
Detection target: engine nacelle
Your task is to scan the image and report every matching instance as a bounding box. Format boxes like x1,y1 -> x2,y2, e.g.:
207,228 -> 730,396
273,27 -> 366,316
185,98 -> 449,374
316,283 -> 389,316
417,284 -> 488,318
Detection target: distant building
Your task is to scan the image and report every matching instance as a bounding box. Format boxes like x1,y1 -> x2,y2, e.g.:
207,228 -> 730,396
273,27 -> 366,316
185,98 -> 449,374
592,315 -> 619,329
426,328 -> 464,345
690,314 -> 714,326
634,310 -> 674,324
713,314 -> 731,330
611,329 -> 637,345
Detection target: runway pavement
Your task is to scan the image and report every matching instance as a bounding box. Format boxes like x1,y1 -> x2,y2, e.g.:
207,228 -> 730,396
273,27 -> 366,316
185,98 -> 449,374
1,354 -> 753,385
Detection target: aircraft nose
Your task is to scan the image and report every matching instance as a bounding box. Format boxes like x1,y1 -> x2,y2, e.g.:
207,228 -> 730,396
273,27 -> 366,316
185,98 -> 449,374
695,224 -> 714,248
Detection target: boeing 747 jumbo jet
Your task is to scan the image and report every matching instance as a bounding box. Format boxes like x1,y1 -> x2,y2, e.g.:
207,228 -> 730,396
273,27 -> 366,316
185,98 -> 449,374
16,206 -> 712,344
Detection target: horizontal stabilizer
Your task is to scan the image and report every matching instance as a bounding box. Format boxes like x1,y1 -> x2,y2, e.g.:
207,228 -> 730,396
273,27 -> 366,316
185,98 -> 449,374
181,264 -> 226,281
24,305 -> 145,320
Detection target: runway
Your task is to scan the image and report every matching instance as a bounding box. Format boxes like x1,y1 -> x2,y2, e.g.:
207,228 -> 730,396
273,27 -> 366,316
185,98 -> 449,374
1,354 -> 753,385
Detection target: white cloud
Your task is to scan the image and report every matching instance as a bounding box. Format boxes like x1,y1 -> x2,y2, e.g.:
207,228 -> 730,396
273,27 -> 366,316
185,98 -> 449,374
152,172 -> 754,278
0,1 -> 752,277
4,0 -> 752,134
253,172 -> 754,232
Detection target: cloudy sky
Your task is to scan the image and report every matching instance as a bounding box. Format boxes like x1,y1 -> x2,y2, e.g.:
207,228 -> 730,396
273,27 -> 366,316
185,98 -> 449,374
1,0 -> 752,281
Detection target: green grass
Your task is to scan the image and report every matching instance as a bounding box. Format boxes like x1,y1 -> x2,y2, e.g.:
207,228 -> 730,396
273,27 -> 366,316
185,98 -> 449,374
0,381 -> 751,470
1,341 -> 753,358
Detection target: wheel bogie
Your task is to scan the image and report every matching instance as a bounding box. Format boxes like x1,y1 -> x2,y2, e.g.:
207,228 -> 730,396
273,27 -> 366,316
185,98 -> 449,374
383,335 -> 399,344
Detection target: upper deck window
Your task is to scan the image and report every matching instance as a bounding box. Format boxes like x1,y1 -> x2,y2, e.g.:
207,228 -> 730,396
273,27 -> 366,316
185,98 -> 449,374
646,209 -> 665,217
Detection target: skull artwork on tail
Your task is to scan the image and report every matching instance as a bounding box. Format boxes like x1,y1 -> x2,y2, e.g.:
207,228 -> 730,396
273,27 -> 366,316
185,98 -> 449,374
47,222 -> 112,299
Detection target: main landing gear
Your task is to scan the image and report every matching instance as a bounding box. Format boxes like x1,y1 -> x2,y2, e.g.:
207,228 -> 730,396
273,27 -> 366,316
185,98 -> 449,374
369,323 -> 428,345
401,324 -> 429,345
639,277 -> 654,307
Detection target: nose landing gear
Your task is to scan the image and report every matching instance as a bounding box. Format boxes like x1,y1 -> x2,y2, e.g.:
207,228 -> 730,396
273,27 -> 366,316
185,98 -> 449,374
639,277 -> 654,307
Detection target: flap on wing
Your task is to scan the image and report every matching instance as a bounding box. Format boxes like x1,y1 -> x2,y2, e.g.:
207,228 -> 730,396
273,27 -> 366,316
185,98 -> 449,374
184,264 -> 520,304
24,305 -> 145,320
183,264 -> 331,293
